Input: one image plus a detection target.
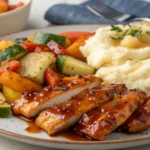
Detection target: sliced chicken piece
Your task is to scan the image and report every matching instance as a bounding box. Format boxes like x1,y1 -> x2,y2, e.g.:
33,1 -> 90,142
75,90 -> 147,140
35,84 -> 126,135
118,100 -> 150,133
11,75 -> 102,117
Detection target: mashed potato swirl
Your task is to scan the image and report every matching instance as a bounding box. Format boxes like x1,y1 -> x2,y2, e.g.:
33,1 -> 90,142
80,24 -> 150,95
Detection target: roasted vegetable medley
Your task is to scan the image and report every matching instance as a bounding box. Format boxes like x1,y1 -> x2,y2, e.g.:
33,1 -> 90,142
0,31 -> 95,118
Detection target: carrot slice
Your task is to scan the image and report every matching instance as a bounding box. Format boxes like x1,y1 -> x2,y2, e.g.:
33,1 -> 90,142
0,71 -> 43,93
66,35 -> 93,61
59,32 -> 94,43
27,34 -> 35,42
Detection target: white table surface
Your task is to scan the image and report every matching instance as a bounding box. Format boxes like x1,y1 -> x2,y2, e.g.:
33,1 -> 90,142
0,0 -> 150,150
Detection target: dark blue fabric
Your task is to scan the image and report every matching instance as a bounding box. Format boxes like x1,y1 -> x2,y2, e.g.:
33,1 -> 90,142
45,0 -> 150,25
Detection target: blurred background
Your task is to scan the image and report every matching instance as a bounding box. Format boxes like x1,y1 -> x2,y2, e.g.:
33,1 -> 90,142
23,0 -> 150,29
1,0 -> 150,36
26,0 -> 85,29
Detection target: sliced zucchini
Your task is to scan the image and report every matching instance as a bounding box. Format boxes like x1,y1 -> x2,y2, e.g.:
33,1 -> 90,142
0,44 -> 27,65
0,101 -> 10,118
33,32 -> 66,46
19,52 -> 55,85
14,38 -> 27,44
56,55 -> 96,76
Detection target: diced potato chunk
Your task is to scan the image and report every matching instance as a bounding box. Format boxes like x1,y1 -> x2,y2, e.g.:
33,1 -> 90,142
0,92 -> 6,101
19,52 -> 55,85
3,85 -> 22,103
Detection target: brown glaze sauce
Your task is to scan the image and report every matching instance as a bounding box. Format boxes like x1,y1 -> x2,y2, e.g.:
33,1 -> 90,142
17,116 -> 91,141
17,116 -> 41,134
52,129 -> 91,141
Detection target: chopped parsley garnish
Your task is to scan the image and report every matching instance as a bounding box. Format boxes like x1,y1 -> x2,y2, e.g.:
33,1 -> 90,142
111,35 -> 124,40
127,27 -> 142,37
114,94 -> 120,99
111,25 -> 122,32
111,102 -> 118,107
111,24 -> 142,40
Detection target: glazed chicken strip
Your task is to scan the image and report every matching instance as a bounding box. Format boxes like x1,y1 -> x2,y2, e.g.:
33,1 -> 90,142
75,90 -> 147,140
118,100 -> 150,133
35,84 -> 126,135
11,75 -> 102,117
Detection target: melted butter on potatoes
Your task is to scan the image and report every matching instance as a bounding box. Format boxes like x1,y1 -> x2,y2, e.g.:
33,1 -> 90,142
80,23 -> 150,95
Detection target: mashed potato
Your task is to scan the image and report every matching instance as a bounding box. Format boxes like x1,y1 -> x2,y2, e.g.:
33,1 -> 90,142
80,24 -> 150,95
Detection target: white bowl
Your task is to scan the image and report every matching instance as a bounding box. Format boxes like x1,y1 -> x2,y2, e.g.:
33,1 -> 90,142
0,0 -> 32,37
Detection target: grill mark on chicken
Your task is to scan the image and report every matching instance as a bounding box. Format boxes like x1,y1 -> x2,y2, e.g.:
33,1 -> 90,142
118,99 -> 150,133
75,90 -> 147,140
35,84 -> 126,135
11,75 -> 103,117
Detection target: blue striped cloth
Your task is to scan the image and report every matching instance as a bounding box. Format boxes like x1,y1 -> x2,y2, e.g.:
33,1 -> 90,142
45,0 -> 150,25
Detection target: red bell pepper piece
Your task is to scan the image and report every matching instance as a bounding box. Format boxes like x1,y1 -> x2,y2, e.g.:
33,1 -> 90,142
21,41 -> 45,52
45,68 -> 62,86
0,60 -> 21,75
47,40 -> 67,56
34,47 -> 50,52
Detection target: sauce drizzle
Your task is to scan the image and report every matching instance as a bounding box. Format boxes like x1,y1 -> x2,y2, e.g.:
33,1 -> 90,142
52,129 -> 91,141
17,116 -> 91,141
17,116 -> 41,134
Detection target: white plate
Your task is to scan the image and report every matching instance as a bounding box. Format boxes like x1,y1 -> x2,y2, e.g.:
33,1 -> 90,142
0,25 -> 150,150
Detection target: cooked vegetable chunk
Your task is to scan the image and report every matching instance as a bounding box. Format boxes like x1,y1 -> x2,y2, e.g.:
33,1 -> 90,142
0,71 -> 43,93
56,55 -> 96,76
0,44 -> 27,65
33,32 -> 66,46
0,40 -> 15,51
45,68 -> 62,86
0,101 -> 10,118
27,34 -> 34,42
0,92 -> 6,101
47,40 -> 67,56
66,35 -> 92,61
14,38 -> 27,44
0,60 -> 21,75
59,32 -> 94,43
3,85 -> 22,103
19,52 -> 55,84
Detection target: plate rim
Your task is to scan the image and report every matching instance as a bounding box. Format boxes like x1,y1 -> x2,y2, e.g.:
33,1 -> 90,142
0,24 -> 106,39
0,24 -> 150,146
0,128 -> 150,144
